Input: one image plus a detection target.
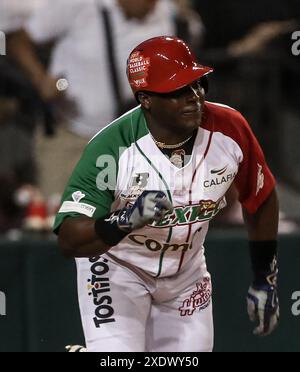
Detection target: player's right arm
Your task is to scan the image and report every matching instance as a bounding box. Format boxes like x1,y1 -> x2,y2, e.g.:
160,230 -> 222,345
57,191 -> 173,258
53,125 -> 173,259
58,216 -> 110,258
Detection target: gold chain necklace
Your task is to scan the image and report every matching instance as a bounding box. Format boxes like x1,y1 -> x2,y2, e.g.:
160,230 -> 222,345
151,134 -> 193,149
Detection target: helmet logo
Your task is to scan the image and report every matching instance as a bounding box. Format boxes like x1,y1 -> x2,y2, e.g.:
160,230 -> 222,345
128,51 -> 150,89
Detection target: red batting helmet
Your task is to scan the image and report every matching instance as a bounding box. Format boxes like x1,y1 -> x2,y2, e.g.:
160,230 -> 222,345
127,36 -> 213,94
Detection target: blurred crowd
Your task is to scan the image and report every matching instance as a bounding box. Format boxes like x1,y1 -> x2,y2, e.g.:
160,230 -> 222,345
0,0 -> 299,236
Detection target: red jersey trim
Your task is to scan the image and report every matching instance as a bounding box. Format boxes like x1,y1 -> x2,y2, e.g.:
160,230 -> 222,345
201,102 -> 276,214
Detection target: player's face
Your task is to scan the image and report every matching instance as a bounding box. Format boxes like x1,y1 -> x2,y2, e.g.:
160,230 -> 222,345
144,80 -> 205,135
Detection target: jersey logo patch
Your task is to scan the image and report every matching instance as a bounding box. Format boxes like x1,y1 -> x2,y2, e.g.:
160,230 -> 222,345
131,173 -> 149,188
210,165 -> 228,175
179,277 -> 212,316
87,257 -> 115,328
128,51 -> 150,89
128,234 -> 192,254
59,201 -> 96,218
205,165 -> 236,189
121,173 -> 149,200
152,198 -> 226,228
72,191 -> 86,203
256,164 -> 265,195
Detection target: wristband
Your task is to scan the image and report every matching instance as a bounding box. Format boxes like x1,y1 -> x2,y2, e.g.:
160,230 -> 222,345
249,240 -> 278,286
94,210 -> 129,246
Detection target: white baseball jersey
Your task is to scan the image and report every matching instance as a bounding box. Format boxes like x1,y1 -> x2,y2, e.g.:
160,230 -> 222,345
54,101 -> 275,278
54,101 -> 275,351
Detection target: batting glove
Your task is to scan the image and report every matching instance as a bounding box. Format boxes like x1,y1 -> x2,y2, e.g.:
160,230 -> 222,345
118,190 -> 173,231
247,260 -> 279,336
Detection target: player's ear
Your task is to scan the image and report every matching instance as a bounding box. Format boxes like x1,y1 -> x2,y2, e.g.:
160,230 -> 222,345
137,92 -> 152,110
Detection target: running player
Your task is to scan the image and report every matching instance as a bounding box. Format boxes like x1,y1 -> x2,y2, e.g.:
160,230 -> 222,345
54,36 -> 279,352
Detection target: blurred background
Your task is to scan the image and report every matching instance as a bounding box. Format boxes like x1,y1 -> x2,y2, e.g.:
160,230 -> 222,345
0,0 -> 300,352
0,0 -> 300,236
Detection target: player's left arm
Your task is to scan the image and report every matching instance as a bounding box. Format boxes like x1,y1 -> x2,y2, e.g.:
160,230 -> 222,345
233,112 -> 279,337
243,189 -> 279,336
243,189 -> 278,241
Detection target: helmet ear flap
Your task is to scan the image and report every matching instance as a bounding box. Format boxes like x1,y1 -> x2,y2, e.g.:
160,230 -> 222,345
200,76 -> 209,94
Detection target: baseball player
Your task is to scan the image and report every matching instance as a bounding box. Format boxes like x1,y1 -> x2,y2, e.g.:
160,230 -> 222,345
54,36 -> 279,352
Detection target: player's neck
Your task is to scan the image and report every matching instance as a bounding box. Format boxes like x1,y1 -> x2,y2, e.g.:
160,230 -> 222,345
144,118 -> 196,146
